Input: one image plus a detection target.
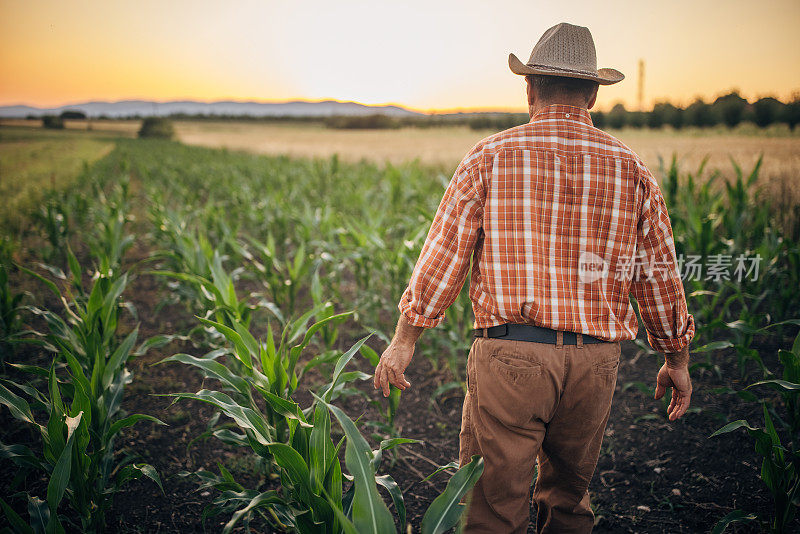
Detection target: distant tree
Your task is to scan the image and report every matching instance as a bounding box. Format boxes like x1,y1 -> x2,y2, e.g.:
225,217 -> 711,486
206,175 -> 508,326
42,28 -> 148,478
742,102 -> 756,125
607,103 -> 627,129
137,117 -> 175,139
651,102 -> 684,130
666,105 -> 684,129
59,109 -> 87,120
752,97 -> 783,128
782,92 -> 800,131
325,114 -> 400,129
648,102 -> 668,129
627,111 -> 646,128
591,110 -> 606,129
685,98 -> 714,127
42,115 -> 64,129
712,91 -> 748,128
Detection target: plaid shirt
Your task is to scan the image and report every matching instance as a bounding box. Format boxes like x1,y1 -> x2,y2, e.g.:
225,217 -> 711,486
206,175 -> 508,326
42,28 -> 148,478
399,103 -> 695,353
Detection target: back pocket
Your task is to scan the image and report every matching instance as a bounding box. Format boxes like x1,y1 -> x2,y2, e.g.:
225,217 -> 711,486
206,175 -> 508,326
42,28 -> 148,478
592,343 -> 621,376
478,343 -> 550,427
490,353 -> 543,384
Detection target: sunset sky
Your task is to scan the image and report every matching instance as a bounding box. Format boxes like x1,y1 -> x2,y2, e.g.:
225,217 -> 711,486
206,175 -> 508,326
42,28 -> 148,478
1,0 -> 799,113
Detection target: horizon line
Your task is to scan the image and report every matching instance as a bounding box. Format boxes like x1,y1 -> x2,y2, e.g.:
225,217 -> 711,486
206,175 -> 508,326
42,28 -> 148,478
2,88 -> 797,115
0,96 -> 528,115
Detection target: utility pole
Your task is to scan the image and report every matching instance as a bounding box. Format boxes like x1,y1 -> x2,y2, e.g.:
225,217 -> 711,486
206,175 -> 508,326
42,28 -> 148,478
637,59 -> 645,111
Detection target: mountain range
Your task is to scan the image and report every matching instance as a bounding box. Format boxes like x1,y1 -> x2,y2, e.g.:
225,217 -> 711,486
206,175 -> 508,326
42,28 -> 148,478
0,99 -> 423,118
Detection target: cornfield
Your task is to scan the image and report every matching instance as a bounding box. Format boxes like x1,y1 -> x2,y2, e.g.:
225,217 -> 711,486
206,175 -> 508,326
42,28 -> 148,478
1,130 -> 799,533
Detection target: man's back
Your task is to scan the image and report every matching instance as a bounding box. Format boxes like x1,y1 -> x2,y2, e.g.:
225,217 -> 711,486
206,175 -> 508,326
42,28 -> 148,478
399,102 -> 695,353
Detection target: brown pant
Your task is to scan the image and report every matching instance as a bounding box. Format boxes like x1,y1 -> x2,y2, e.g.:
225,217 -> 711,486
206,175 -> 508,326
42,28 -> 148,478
459,333 -> 621,533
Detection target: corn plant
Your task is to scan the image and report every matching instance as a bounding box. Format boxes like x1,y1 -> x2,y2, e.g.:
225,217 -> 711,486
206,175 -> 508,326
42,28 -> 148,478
1,255 -> 170,531
148,205 -> 216,282
159,314 -> 483,533
148,248 -> 253,333
309,270 -> 343,352
158,317 -> 377,531
241,233 -> 316,319
158,307 -> 356,443
85,176 -> 134,276
0,363 -> 164,532
31,197 -> 72,270
711,327 -> 800,533
337,218 -> 428,336
653,156 -> 800,380
315,394 -> 485,534
0,263 -> 25,364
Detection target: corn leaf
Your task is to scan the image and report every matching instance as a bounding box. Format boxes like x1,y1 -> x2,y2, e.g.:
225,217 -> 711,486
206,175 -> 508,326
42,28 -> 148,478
322,334 -> 372,403
27,495 -> 50,534
0,496 -> 34,534
222,490 -> 283,534
0,382 -> 37,426
46,412 -> 83,516
157,353 -> 249,394
316,394 -> 395,534
420,455 -> 484,534
101,326 -> 139,390
104,414 -> 166,443
710,509 -> 757,534
163,390 -> 271,445
196,316 -> 253,369
115,463 -> 164,494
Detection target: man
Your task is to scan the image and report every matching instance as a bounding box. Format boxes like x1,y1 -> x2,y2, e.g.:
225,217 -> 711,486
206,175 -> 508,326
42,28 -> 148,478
373,22 -> 695,533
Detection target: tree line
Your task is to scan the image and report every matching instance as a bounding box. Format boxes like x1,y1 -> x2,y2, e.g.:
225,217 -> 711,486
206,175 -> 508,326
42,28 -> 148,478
24,91 -> 800,132
591,91 -> 800,131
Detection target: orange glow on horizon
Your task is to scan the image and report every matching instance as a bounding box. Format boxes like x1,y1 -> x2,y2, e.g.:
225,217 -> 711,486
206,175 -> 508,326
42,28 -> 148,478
1,0 -> 799,114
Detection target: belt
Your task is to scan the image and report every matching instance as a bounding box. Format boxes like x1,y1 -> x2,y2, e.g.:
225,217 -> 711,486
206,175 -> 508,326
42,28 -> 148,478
472,323 -> 607,344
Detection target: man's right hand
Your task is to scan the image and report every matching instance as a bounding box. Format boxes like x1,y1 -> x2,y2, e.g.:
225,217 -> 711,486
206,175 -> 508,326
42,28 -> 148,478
654,363 -> 692,421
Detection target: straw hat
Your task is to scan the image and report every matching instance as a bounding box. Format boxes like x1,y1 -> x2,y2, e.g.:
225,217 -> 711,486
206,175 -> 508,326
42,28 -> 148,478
509,22 -> 624,85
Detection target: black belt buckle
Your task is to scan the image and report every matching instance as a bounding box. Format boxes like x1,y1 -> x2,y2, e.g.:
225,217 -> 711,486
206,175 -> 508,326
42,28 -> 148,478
474,324 -> 509,339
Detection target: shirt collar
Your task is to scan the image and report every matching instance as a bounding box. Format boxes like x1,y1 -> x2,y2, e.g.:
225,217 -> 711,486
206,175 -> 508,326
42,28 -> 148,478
529,104 -> 593,126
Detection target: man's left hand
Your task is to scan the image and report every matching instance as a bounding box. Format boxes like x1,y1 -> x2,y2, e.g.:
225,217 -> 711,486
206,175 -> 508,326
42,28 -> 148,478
374,341 -> 413,397
654,363 -> 692,421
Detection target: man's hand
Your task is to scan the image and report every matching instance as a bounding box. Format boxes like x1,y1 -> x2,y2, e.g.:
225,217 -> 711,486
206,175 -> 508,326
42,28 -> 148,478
374,315 -> 424,397
654,363 -> 692,421
373,340 -> 414,397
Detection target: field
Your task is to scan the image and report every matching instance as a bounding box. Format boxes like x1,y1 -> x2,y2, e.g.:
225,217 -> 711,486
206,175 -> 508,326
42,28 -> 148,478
1,121 -> 799,533
5,117 -> 798,225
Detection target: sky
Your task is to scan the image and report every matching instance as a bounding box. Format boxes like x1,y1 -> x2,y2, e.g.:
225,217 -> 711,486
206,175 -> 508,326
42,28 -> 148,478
1,0 -> 799,113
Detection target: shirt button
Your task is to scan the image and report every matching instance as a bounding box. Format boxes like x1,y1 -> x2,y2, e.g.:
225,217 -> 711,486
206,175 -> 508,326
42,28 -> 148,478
565,113 -> 571,118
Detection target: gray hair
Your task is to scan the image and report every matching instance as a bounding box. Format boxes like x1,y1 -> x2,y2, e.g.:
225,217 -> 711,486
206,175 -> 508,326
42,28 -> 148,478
526,74 -> 598,104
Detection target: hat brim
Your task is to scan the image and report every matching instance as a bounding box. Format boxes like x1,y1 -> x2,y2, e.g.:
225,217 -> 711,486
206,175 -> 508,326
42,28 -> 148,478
508,53 -> 624,85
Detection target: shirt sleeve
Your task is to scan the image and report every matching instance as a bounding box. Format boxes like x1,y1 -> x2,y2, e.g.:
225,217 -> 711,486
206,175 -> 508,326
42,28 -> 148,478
629,161 -> 696,353
398,158 -> 484,328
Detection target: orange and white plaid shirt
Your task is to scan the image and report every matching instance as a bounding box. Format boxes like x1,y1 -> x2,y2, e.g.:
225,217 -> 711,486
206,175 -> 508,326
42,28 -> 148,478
399,103 -> 695,353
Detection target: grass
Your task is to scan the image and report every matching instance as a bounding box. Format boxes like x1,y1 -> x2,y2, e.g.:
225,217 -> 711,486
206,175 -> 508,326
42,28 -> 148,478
0,134 -> 113,233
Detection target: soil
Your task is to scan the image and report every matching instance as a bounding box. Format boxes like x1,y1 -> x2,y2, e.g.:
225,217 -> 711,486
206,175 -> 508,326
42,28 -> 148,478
2,232 -> 795,534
